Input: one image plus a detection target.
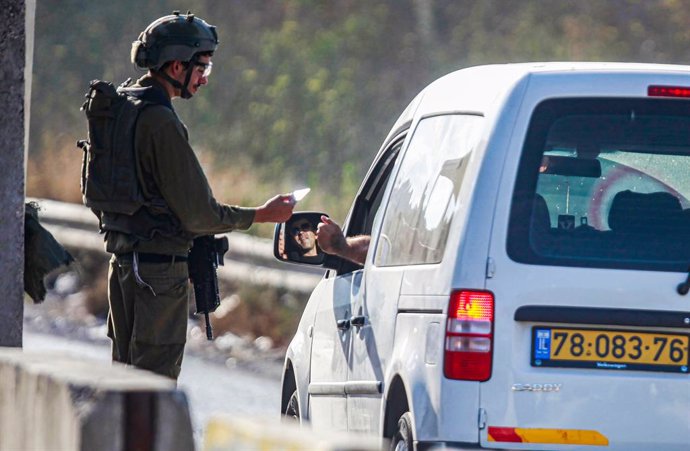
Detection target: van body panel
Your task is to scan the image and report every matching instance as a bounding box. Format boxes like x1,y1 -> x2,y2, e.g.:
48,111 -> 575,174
307,275 -> 352,431
482,267 -> 690,449
481,68 -> 690,449
278,62 -> 690,450
284,271 -> 328,422
416,64 -> 530,118
347,266 -> 404,434
392,310 -> 482,444
446,76 -> 530,293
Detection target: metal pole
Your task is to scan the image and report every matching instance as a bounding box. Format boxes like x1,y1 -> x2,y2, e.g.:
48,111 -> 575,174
0,0 -> 35,347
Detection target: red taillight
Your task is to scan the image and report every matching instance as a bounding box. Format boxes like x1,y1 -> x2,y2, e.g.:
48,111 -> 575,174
648,85 -> 690,98
444,290 -> 494,381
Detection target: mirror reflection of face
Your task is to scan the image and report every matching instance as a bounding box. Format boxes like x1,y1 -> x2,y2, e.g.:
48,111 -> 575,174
290,218 -> 317,256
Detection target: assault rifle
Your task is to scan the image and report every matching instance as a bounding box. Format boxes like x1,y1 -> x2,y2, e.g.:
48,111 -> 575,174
188,235 -> 229,340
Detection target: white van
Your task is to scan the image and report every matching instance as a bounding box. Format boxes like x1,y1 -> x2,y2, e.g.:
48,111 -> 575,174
273,62 -> 690,450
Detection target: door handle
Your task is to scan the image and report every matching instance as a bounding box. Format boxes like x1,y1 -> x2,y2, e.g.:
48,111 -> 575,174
350,315 -> 366,328
337,319 -> 351,331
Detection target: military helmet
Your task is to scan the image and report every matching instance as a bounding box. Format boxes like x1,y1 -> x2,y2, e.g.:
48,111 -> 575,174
131,11 -> 218,70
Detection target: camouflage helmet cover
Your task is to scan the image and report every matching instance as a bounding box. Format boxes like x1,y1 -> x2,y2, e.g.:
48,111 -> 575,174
131,11 -> 218,70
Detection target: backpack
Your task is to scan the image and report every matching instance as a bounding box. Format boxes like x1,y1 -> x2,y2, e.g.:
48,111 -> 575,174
77,79 -> 160,217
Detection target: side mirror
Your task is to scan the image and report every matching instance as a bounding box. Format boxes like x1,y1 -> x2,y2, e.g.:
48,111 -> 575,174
274,212 -> 327,265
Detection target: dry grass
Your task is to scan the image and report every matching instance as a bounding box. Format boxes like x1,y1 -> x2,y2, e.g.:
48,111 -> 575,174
26,138 -> 279,208
26,135 -> 83,203
26,140 -> 344,238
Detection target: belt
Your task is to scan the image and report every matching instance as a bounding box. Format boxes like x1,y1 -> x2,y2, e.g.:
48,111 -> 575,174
116,252 -> 188,263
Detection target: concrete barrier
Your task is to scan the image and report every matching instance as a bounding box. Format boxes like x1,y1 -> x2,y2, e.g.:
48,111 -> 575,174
0,348 -> 194,451
204,415 -> 384,451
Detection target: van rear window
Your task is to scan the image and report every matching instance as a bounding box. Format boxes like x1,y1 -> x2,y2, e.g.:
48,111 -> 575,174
508,98 -> 690,272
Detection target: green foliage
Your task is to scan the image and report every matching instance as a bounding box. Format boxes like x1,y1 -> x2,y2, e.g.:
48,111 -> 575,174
30,0 -> 690,229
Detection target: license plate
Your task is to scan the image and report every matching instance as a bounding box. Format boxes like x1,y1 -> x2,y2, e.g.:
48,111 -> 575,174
532,327 -> 690,373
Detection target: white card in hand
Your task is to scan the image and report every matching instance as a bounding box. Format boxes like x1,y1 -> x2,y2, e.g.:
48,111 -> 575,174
292,188 -> 311,201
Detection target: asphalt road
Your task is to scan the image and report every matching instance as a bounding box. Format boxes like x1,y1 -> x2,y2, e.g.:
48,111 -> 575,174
23,330 -> 282,447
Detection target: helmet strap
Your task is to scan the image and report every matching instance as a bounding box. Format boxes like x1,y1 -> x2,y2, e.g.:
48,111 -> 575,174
179,63 -> 195,99
155,58 -> 197,99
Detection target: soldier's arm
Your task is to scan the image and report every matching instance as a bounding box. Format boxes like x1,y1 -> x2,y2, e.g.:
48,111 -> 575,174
143,113 -> 256,234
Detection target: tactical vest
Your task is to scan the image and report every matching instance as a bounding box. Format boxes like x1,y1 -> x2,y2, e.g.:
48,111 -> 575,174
78,79 -> 182,240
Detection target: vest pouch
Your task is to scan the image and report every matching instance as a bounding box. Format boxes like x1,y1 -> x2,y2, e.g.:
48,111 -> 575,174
79,80 -> 148,216
100,205 -> 183,241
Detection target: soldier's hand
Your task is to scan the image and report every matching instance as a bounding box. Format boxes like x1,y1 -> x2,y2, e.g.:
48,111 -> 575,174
253,194 -> 295,223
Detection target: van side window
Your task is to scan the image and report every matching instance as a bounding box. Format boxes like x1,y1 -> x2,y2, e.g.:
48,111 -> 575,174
375,114 -> 484,266
336,135 -> 405,275
508,98 -> 690,272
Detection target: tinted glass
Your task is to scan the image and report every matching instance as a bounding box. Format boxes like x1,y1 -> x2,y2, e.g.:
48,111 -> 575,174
376,114 -> 483,266
508,98 -> 690,271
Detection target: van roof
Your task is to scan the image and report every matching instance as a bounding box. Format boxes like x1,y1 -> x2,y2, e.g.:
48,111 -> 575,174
436,62 -> 690,90
386,62 -> 690,144
465,61 -> 690,74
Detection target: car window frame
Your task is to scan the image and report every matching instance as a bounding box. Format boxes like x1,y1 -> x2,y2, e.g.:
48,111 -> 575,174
332,132 -> 408,276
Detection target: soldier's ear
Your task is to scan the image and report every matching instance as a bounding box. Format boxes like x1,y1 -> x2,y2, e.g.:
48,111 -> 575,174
168,60 -> 185,77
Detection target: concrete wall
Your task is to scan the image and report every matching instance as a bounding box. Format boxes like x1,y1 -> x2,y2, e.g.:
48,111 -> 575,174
0,0 -> 35,347
0,348 -> 387,451
0,348 -> 194,451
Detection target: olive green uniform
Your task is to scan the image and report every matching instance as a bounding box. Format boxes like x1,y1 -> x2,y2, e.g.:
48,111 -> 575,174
106,75 -> 254,379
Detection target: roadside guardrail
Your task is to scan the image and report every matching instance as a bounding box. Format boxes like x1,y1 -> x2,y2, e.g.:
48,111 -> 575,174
29,198 -> 323,294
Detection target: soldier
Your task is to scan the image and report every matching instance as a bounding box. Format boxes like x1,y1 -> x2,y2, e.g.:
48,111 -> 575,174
103,12 -> 294,379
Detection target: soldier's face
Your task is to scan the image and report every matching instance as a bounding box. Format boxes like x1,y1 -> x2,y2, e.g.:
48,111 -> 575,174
166,55 -> 213,98
187,55 -> 212,96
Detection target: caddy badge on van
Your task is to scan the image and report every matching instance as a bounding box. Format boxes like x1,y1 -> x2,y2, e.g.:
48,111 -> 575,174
512,383 -> 562,392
